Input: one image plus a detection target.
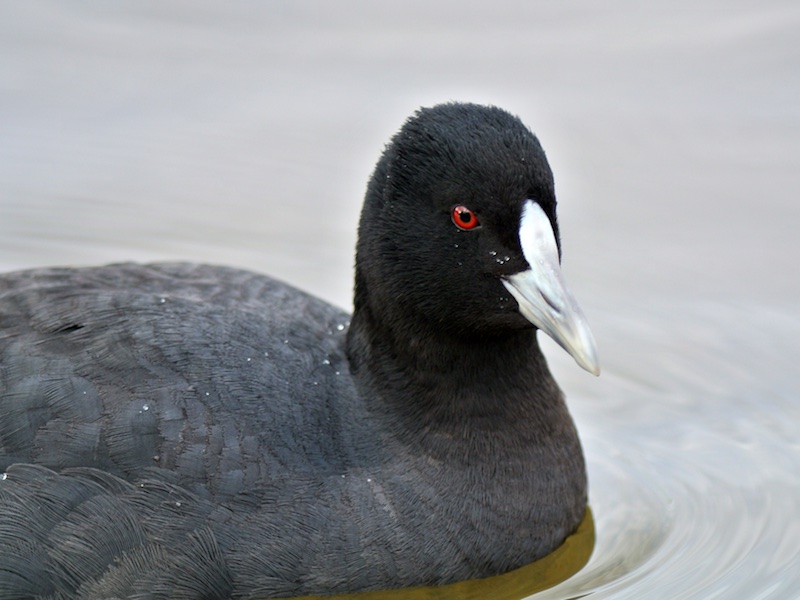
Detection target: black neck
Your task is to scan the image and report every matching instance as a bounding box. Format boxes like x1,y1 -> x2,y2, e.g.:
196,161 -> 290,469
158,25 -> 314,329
345,289 -> 564,439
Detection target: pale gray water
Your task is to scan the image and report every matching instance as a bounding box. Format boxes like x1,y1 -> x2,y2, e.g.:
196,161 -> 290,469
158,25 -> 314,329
2,2 -> 799,598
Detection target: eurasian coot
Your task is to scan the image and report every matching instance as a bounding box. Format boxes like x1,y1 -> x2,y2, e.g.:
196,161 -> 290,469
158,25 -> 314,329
0,103 -> 598,599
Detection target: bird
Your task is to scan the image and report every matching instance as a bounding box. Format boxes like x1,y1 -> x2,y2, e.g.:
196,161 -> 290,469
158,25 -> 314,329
0,102 -> 599,600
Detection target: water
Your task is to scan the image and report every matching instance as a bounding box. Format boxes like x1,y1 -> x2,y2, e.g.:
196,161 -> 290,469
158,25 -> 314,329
2,2 -> 799,598
540,303 -> 800,598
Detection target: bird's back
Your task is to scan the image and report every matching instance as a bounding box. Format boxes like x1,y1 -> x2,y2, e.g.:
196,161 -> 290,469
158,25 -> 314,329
0,262 -> 357,498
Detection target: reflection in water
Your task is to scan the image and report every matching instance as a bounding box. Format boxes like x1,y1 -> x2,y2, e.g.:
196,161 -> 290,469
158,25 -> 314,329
288,511 -> 594,600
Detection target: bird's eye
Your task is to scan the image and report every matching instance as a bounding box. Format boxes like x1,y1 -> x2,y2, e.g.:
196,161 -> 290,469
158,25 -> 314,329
451,205 -> 480,230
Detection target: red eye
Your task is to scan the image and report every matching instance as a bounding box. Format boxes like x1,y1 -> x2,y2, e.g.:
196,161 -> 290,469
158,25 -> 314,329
451,205 -> 480,230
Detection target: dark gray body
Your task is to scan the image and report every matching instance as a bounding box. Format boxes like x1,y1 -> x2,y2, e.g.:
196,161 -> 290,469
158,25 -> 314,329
0,104 -> 587,599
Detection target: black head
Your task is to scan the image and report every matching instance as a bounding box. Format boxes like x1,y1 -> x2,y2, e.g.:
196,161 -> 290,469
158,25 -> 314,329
353,103 -> 560,341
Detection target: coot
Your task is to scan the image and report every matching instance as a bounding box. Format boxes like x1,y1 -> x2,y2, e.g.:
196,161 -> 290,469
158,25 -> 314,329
0,103 -> 598,599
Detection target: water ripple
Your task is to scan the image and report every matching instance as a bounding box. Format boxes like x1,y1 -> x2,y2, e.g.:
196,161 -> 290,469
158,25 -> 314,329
536,303 -> 800,599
